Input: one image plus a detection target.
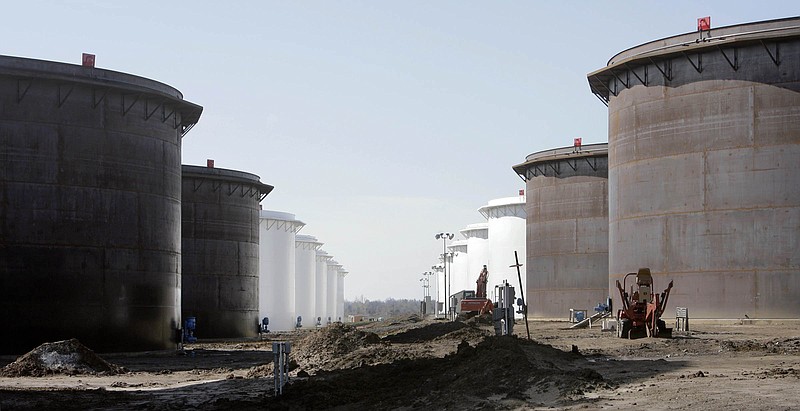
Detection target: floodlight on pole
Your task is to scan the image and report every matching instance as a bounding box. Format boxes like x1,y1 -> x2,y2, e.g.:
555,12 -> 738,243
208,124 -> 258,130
434,232 -> 455,319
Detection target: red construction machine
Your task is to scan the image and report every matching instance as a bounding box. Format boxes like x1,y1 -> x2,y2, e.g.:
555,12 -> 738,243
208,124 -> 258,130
458,265 -> 494,318
616,268 -> 674,339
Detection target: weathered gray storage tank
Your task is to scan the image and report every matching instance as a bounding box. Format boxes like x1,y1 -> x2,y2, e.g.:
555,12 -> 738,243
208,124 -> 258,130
0,55 -> 202,353
181,164 -> 272,338
588,17 -> 800,318
513,144 -> 609,319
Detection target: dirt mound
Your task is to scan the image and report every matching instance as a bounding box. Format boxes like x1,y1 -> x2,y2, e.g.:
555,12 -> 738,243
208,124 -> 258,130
290,323 -> 382,374
267,335 -> 609,410
382,321 -> 468,343
0,339 -> 125,377
720,338 -> 800,355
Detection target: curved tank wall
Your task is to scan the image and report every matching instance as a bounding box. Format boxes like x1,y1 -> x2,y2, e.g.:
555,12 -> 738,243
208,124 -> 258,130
336,270 -> 348,322
181,165 -> 272,338
479,196 -> 527,317
295,234 -> 322,329
460,223 -> 489,291
0,55 -> 202,353
326,261 -> 342,323
513,144 -> 609,319
259,210 -> 305,331
315,250 -> 333,326
448,240 -> 469,293
588,17 -> 800,318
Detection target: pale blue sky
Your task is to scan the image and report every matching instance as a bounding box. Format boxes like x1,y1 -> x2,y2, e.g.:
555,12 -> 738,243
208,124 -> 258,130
4,1 -> 796,300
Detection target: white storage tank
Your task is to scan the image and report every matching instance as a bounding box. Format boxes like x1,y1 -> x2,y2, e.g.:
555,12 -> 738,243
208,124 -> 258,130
326,260 -> 342,324
460,223 -> 490,290
336,270 -> 348,323
448,240 -> 469,293
315,250 -> 333,326
479,195 -> 527,316
295,235 -> 322,329
259,210 -> 305,331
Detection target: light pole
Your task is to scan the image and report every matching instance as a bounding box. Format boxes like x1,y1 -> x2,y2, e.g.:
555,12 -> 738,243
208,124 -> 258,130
435,232 -> 454,318
419,276 -> 430,316
443,251 -> 456,318
431,264 -> 443,317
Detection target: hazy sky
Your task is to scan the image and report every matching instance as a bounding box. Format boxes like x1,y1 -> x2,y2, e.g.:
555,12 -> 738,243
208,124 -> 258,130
4,1 -> 796,301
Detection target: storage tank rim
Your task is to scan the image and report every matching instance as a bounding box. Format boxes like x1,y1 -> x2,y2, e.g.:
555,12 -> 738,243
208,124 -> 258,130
0,54 -> 201,124
460,222 -> 489,236
259,210 -> 297,221
182,165 -> 273,195
607,16 -> 800,66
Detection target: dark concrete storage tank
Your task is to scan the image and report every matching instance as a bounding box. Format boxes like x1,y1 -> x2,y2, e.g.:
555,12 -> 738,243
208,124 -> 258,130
0,55 -> 202,353
588,18 -> 800,318
513,144 -> 609,319
181,165 -> 272,338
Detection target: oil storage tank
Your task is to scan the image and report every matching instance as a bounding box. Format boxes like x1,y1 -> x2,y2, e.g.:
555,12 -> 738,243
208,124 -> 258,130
181,164 -> 272,338
0,55 -> 202,353
460,223 -> 489,287
588,17 -> 800,318
326,260 -> 342,323
295,234 -> 322,328
259,211 -> 305,331
448,240 -> 469,293
336,270 -> 348,322
315,250 -> 333,326
479,195 -> 527,305
513,144 -> 609,319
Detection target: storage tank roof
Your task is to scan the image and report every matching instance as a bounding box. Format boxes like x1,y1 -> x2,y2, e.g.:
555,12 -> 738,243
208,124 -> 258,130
296,234 -> 321,244
512,143 -> 608,178
260,210 -> 298,222
587,17 -> 800,102
449,239 -> 468,247
478,196 -> 526,219
1,54 -> 203,130
460,223 -> 489,237
486,196 -> 525,207
182,164 -> 274,199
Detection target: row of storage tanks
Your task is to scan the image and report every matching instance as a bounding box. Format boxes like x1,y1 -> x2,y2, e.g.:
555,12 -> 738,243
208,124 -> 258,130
515,17 -> 800,320
428,196 -> 527,318
0,55 -> 346,354
182,169 -> 349,337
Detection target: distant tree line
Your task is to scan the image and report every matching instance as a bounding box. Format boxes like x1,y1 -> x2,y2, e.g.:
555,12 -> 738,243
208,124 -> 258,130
344,297 -> 420,319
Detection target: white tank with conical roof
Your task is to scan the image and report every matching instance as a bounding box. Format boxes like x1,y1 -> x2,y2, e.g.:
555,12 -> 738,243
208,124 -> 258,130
259,210 -> 305,331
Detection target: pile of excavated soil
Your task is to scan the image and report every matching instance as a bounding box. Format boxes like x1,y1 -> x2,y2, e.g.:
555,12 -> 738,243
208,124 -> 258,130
266,335 -> 610,410
382,321 -> 469,343
0,339 -> 125,377
288,323 -> 382,375
279,319 -> 491,377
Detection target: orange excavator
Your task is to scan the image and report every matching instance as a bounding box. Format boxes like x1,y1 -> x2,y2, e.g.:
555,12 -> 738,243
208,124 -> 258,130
459,265 -> 494,317
616,268 -> 674,339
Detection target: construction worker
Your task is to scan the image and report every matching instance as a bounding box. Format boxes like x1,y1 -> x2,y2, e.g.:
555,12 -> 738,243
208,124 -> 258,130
476,265 -> 489,298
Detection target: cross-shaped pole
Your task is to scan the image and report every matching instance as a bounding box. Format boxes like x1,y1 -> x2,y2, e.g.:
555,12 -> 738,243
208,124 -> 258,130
510,250 -> 531,339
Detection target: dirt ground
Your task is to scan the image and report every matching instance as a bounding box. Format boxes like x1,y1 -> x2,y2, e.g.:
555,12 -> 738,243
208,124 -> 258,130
0,316 -> 798,410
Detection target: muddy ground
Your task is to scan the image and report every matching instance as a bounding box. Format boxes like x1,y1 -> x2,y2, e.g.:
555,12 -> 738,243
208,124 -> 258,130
0,316 -> 798,410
